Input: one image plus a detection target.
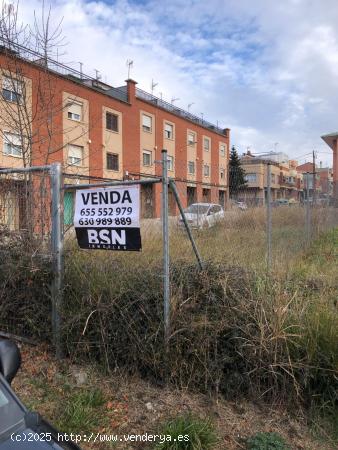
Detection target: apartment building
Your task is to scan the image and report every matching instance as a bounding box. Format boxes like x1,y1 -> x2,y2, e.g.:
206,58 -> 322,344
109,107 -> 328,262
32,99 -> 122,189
321,132 -> 338,204
239,152 -> 303,205
239,154 -> 280,205
317,165 -> 333,197
0,44 -> 229,221
296,162 -> 321,199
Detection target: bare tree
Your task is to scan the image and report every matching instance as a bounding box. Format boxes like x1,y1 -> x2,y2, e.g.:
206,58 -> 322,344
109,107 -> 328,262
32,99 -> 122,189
0,1 -> 89,168
0,1 -> 91,235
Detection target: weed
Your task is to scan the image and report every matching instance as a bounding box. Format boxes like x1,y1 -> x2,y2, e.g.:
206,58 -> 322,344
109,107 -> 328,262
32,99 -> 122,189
155,414 -> 217,450
246,432 -> 290,450
55,387 -> 106,434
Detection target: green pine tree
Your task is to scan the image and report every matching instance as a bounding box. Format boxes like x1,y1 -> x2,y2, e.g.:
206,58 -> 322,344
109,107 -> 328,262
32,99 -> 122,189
229,146 -> 247,197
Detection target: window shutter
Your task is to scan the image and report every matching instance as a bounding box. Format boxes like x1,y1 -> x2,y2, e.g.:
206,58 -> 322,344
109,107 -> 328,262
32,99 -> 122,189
68,145 -> 83,159
3,76 -> 22,93
69,102 -> 82,116
142,115 -> 152,128
4,132 -> 22,146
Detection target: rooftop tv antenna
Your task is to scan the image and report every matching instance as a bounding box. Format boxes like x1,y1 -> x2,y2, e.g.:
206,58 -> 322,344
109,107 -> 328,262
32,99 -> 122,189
151,79 -> 158,95
126,59 -> 133,79
78,62 -> 83,79
187,102 -> 194,112
171,97 -> 179,105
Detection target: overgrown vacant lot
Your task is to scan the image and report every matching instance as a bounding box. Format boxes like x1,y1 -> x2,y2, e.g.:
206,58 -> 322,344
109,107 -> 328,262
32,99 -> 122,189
1,212 -> 337,448
12,343 -> 335,450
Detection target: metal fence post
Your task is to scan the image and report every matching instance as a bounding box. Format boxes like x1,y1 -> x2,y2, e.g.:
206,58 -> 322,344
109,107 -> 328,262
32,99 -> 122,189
266,163 -> 272,268
169,179 -> 203,270
50,162 -> 64,359
161,150 -> 170,349
305,172 -> 311,245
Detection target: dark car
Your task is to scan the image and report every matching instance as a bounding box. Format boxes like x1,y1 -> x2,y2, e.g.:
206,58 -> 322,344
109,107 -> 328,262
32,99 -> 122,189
0,339 -> 81,449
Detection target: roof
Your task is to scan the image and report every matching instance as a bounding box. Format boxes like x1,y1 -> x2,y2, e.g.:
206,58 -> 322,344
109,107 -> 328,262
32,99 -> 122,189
241,157 -> 279,167
321,132 -> 338,150
0,41 -> 227,136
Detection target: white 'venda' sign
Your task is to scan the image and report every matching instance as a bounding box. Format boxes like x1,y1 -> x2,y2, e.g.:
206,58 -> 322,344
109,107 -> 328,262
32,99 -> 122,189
74,185 -> 141,251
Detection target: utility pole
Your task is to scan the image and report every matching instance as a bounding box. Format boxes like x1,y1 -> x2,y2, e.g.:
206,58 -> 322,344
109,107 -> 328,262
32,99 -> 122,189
312,150 -> 316,205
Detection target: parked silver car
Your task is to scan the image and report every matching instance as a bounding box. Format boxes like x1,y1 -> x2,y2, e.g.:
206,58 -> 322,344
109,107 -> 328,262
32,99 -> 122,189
178,203 -> 224,228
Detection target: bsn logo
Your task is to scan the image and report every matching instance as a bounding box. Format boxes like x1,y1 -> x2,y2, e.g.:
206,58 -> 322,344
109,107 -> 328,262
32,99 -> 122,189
87,229 -> 126,245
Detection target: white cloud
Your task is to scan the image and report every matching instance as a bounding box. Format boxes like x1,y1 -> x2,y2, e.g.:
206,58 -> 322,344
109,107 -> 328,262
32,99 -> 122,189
16,0 -> 338,166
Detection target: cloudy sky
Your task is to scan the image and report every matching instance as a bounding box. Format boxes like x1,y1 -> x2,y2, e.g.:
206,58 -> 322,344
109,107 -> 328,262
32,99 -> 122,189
18,0 -> 338,166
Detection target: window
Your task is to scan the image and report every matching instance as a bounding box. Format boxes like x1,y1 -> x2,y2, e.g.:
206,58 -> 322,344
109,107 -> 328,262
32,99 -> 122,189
271,174 -> 276,183
245,173 -> 257,183
203,137 -> 210,151
3,132 -> 22,157
2,76 -> 22,103
143,150 -> 152,167
164,123 -> 174,139
106,153 -> 119,171
220,144 -> 226,157
106,112 -> 118,131
187,132 -> 195,146
188,161 -> 195,174
168,155 -> 174,171
220,168 -> 225,179
67,101 -> 82,121
204,164 -> 210,177
68,144 -> 83,166
210,205 -> 222,214
142,114 -> 152,132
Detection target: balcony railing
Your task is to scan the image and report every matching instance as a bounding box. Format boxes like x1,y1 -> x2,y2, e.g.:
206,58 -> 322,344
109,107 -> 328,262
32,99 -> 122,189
0,40 -> 128,102
0,40 -> 226,133
136,87 -> 226,135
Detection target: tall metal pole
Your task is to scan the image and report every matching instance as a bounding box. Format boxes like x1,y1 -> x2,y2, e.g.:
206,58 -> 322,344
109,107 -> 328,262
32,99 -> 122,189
266,163 -> 272,268
161,150 -> 170,349
312,150 -> 316,206
305,172 -> 311,244
50,163 -> 64,359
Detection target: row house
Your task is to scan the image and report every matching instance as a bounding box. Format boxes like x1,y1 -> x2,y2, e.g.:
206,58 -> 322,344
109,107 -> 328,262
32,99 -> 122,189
0,44 -> 230,224
317,165 -> 334,197
239,152 -> 304,205
296,162 -> 321,199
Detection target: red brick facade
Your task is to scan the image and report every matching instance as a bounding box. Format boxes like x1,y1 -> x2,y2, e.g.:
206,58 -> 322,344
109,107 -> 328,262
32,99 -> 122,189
0,52 -> 230,217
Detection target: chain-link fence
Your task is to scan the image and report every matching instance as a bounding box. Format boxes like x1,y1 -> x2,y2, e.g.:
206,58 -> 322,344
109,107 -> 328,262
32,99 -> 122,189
172,165 -> 338,272
0,166 -> 54,340
0,159 -> 337,385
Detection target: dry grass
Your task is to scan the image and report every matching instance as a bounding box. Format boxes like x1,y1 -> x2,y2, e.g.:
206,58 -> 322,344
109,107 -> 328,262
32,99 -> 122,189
13,343 -> 335,450
1,210 -> 337,447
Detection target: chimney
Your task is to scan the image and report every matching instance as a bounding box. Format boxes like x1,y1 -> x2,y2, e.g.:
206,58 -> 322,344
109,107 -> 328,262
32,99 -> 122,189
320,161 -> 323,168
125,78 -> 137,104
223,128 -> 230,137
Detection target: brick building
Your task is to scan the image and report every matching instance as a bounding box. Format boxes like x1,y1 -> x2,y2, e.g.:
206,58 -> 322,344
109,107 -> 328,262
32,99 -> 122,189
317,165 -> 333,197
0,44 -> 230,220
321,132 -> 338,204
239,152 -> 303,205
